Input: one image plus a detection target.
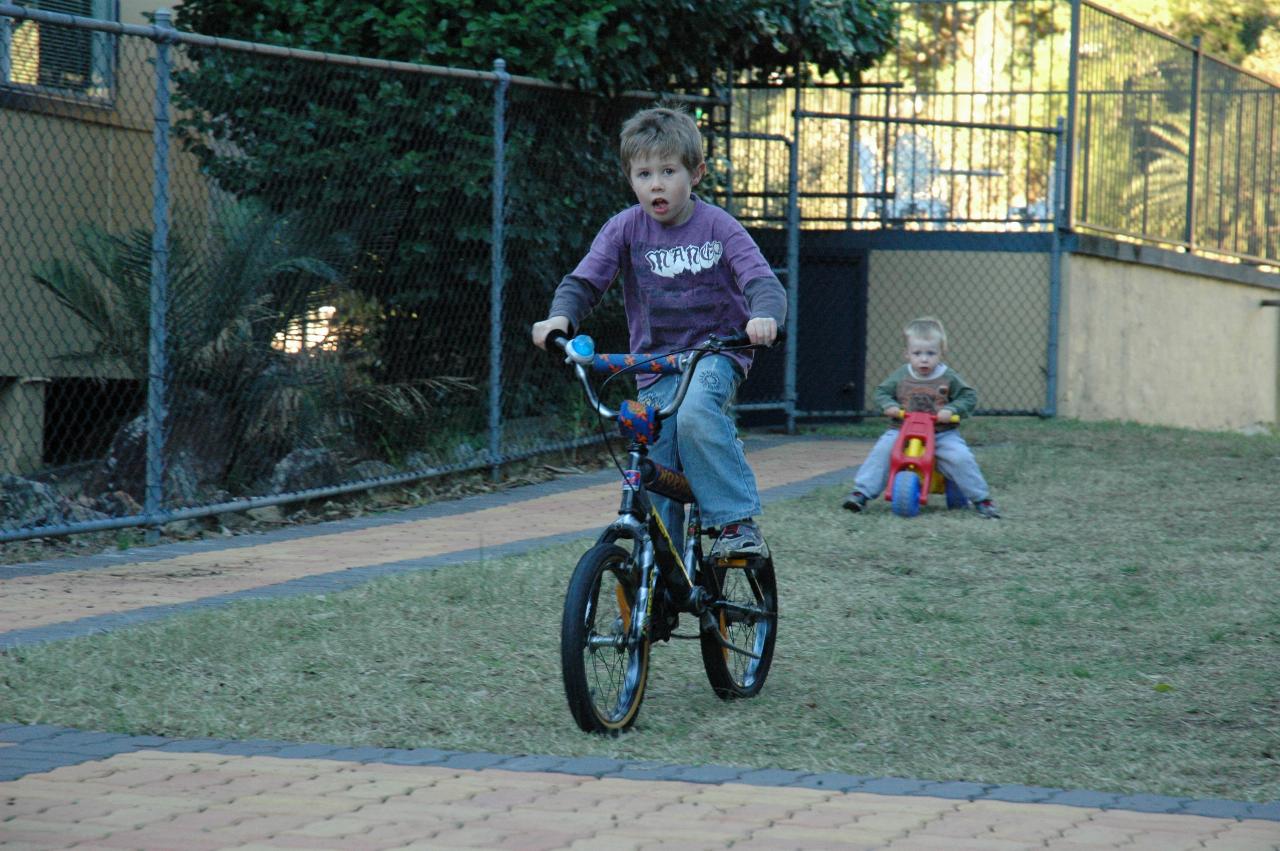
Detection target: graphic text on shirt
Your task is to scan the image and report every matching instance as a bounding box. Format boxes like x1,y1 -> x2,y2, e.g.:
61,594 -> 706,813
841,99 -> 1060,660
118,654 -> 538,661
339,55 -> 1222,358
644,240 -> 724,278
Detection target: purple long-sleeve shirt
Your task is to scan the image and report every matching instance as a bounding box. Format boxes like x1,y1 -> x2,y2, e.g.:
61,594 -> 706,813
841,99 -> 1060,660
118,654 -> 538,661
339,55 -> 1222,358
548,197 -> 786,386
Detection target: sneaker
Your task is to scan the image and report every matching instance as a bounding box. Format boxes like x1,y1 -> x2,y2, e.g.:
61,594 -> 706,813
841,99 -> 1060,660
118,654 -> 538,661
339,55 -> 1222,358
842,491 -> 869,513
975,499 -> 1000,519
710,520 -> 769,559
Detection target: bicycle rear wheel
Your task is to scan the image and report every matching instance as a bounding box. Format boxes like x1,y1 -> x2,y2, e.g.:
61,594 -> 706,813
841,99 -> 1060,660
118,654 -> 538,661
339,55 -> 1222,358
699,556 -> 777,699
560,543 -> 650,733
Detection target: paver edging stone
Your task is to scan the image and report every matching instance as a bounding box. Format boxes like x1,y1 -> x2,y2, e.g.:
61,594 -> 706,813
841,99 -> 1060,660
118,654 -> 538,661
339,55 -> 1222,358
1,723 -> 1278,823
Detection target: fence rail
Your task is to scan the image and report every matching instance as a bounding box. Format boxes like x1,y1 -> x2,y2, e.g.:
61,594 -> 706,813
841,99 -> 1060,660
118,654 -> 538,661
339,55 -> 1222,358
1,0 -> 1276,542
0,4 -> 726,541
726,0 -> 1278,265
1071,1 -> 1280,264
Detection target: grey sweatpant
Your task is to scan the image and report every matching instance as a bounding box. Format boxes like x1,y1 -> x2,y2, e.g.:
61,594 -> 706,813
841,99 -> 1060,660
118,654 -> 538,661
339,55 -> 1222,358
852,428 -> 991,502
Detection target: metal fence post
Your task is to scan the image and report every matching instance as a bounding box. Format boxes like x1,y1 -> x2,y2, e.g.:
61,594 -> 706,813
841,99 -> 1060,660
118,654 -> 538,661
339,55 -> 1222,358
146,8 -> 173,538
1063,0 -> 1081,232
1184,35 -> 1202,251
785,72 -> 801,435
1045,116 -> 1067,418
489,57 -> 509,480
0,15 -> 11,83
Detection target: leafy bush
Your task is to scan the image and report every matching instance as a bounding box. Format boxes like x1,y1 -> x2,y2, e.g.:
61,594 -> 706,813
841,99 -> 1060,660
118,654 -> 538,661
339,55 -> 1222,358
165,0 -> 897,431
32,201 -> 474,494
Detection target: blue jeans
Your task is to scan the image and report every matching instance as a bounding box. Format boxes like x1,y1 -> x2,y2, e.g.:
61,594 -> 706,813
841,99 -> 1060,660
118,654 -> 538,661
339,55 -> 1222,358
853,428 -> 991,502
638,354 -> 762,548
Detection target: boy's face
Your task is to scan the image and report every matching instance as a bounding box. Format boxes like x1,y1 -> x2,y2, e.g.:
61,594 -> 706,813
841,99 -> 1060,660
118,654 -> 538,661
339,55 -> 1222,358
905,335 -> 943,375
627,154 -> 705,226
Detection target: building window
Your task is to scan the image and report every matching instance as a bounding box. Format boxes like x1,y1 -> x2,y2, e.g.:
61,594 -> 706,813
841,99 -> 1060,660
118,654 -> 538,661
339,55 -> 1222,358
1,0 -> 118,101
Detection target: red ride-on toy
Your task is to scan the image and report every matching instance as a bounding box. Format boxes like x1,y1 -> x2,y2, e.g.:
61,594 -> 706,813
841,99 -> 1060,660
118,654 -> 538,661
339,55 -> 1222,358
885,410 -> 969,518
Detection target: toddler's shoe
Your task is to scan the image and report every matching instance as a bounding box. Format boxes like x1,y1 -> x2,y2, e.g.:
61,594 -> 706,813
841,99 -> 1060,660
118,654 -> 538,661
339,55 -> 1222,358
975,499 -> 1000,519
710,520 -> 769,559
842,491 -> 869,513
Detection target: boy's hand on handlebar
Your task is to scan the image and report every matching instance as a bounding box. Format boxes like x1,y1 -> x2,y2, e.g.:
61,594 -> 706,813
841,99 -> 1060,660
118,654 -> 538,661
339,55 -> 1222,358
884,405 -> 902,419
745,317 -> 777,347
532,316 -> 571,350
936,408 -> 957,423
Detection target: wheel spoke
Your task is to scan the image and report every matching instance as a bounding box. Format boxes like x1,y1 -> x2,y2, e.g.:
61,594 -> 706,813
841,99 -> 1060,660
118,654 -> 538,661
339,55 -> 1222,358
699,558 -> 777,700
561,543 -> 650,732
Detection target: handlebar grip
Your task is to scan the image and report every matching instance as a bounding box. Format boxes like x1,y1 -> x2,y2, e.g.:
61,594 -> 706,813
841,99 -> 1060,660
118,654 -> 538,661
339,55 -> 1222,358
891,410 -> 960,423
715,327 -> 788,348
545,329 -> 570,351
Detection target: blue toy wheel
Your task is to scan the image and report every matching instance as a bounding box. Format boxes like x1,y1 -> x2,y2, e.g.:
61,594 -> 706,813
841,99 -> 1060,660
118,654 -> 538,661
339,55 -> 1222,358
944,479 -> 969,510
891,472 -> 922,517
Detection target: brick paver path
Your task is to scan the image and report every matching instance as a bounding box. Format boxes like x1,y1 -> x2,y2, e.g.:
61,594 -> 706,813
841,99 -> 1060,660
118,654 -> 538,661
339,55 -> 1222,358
0,440 -> 855,632
3,750 -> 1277,850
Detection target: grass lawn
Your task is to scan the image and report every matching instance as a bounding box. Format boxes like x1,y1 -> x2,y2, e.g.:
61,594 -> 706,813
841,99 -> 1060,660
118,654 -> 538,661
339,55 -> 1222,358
0,418 -> 1277,802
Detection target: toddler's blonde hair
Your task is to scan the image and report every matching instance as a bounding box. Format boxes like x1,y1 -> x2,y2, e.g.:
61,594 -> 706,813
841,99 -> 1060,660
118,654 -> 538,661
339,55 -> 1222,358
903,316 -> 948,353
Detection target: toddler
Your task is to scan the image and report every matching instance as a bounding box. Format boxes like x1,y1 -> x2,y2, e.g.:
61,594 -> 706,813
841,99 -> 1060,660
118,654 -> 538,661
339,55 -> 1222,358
843,316 -> 999,518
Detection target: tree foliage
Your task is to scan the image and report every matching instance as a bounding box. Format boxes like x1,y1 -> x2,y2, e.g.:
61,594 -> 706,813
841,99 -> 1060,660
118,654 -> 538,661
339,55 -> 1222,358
1107,0 -> 1280,83
174,0 -> 897,88
166,0 -> 897,431
1167,0 -> 1280,81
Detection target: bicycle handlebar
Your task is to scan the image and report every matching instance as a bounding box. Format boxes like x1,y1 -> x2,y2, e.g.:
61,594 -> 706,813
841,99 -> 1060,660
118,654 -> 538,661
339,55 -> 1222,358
892,409 -> 961,424
546,328 -> 784,423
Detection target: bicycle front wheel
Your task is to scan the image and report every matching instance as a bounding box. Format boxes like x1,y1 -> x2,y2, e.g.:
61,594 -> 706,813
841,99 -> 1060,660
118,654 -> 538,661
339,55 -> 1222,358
560,543 -> 651,733
699,557 -> 778,699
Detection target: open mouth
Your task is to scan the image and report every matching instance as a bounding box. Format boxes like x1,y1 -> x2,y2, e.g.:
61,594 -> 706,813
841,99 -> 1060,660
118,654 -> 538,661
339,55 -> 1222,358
652,199 -> 669,215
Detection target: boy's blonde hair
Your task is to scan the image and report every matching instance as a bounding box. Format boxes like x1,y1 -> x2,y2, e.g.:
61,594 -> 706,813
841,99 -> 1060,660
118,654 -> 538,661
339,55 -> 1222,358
903,316 -> 948,352
619,104 -> 705,177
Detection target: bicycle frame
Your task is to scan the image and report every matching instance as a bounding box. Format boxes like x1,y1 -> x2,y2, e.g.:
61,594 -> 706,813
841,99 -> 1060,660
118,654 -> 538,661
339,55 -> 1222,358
550,329 -> 781,732
551,331 -> 725,643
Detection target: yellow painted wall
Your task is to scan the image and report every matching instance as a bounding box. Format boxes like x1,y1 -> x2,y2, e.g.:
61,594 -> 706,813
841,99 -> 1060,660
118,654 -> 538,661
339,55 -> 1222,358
1058,254 -> 1280,430
0,109 -> 154,378
0,0 -> 207,381
0,0 -> 206,472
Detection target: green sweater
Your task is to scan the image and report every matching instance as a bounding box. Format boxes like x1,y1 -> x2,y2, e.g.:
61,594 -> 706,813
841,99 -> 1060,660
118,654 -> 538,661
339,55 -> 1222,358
872,364 -> 978,419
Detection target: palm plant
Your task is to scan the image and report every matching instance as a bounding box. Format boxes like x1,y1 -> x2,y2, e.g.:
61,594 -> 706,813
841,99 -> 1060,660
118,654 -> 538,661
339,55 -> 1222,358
32,199 -> 475,499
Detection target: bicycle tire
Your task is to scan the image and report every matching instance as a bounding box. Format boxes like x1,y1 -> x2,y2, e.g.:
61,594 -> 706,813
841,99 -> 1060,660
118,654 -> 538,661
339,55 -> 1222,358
891,471 -> 922,517
560,543 -> 651,733
699,556 -> 778,699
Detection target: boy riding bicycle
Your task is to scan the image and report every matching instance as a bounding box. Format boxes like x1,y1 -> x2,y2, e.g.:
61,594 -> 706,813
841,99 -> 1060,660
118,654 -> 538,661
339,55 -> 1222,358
531,103 -> 786,559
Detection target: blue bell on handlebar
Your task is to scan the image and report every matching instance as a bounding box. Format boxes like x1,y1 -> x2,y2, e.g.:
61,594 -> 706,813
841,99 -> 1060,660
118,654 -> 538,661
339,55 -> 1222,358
566,334 -> 595,365
617,399 -> 661,445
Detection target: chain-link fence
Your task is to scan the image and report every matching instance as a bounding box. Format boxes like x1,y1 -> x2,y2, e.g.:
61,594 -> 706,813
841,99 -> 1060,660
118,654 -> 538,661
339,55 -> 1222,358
722,0 -> 1070,423
1,7 -> 160,535
0,0 -> 1272,541
0,5 -> 715,541
724,0 -> 1278,423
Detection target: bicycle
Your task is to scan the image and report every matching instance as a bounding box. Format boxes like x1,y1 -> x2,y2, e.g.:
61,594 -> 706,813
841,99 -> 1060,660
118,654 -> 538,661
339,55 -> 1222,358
545,328 -> 780,734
